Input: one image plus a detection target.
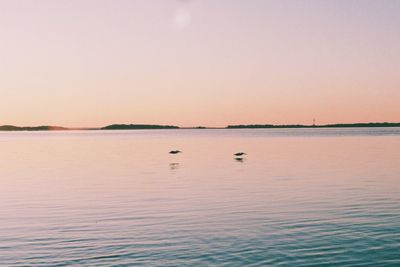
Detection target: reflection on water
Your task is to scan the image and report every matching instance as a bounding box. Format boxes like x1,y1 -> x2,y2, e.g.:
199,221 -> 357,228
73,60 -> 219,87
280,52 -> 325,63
0,128 -> 400,266
234,157 -> 245,162
169,162 -> 180,170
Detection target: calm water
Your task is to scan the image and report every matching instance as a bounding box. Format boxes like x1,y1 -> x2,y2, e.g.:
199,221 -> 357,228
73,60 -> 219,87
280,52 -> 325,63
1,128 -> 400,266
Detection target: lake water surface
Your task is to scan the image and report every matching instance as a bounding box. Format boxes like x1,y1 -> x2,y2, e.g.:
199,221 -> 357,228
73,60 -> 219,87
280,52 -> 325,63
1,128 -> 400,266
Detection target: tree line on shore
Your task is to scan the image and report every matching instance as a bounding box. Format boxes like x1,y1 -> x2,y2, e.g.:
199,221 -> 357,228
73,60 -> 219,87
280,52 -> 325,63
1,122 -> 400,131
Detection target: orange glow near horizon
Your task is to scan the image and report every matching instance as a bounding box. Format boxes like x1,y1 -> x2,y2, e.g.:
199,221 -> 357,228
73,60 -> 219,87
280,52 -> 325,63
0,0 -> 399,128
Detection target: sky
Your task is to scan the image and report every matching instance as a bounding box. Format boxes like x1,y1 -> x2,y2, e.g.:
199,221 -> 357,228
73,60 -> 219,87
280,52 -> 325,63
0,0 -> 399,127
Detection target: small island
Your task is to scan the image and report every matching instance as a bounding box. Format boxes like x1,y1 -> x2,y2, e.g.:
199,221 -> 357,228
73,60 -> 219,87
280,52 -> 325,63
101,124 -> 179,130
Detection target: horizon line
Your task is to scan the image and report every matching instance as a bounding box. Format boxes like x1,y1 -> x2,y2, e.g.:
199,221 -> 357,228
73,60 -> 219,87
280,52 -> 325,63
1,121 -> 400,131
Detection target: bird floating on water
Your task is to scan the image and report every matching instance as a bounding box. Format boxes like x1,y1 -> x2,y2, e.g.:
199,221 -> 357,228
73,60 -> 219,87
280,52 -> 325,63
169,150 -> 182,154
234,152 -> 246,156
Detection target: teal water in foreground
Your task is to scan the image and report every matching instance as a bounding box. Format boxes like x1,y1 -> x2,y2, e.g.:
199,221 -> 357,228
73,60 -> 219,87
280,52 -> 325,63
1,128 -> 400,266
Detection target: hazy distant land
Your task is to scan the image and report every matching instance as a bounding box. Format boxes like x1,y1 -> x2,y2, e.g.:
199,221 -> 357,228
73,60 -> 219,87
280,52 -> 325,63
0,125 -> 68,131
1,123 -> 400,131
101,124 -> 179,130
226,122 -> 400,129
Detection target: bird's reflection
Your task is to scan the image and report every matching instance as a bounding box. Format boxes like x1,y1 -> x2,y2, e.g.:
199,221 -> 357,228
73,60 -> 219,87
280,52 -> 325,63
169,162 -> 180,170
234,157 -> 245,163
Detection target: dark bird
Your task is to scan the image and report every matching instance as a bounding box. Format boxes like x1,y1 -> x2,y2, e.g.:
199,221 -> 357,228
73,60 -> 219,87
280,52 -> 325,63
169,150 -> 182,154
234,157 -> 244,162
234,152 -> 246,156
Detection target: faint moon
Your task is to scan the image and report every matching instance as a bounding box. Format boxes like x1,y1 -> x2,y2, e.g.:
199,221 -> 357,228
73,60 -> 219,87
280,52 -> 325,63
173,6 -> 191,31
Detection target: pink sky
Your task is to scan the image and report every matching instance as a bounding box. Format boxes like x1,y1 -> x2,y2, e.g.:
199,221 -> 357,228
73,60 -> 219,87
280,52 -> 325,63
1,0 -> 399,127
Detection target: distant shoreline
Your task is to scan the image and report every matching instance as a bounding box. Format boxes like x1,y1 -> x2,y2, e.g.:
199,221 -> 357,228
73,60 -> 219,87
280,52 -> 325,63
101,124 -> 179,130
226,122 -> 400,129
1,122 -> 400,131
